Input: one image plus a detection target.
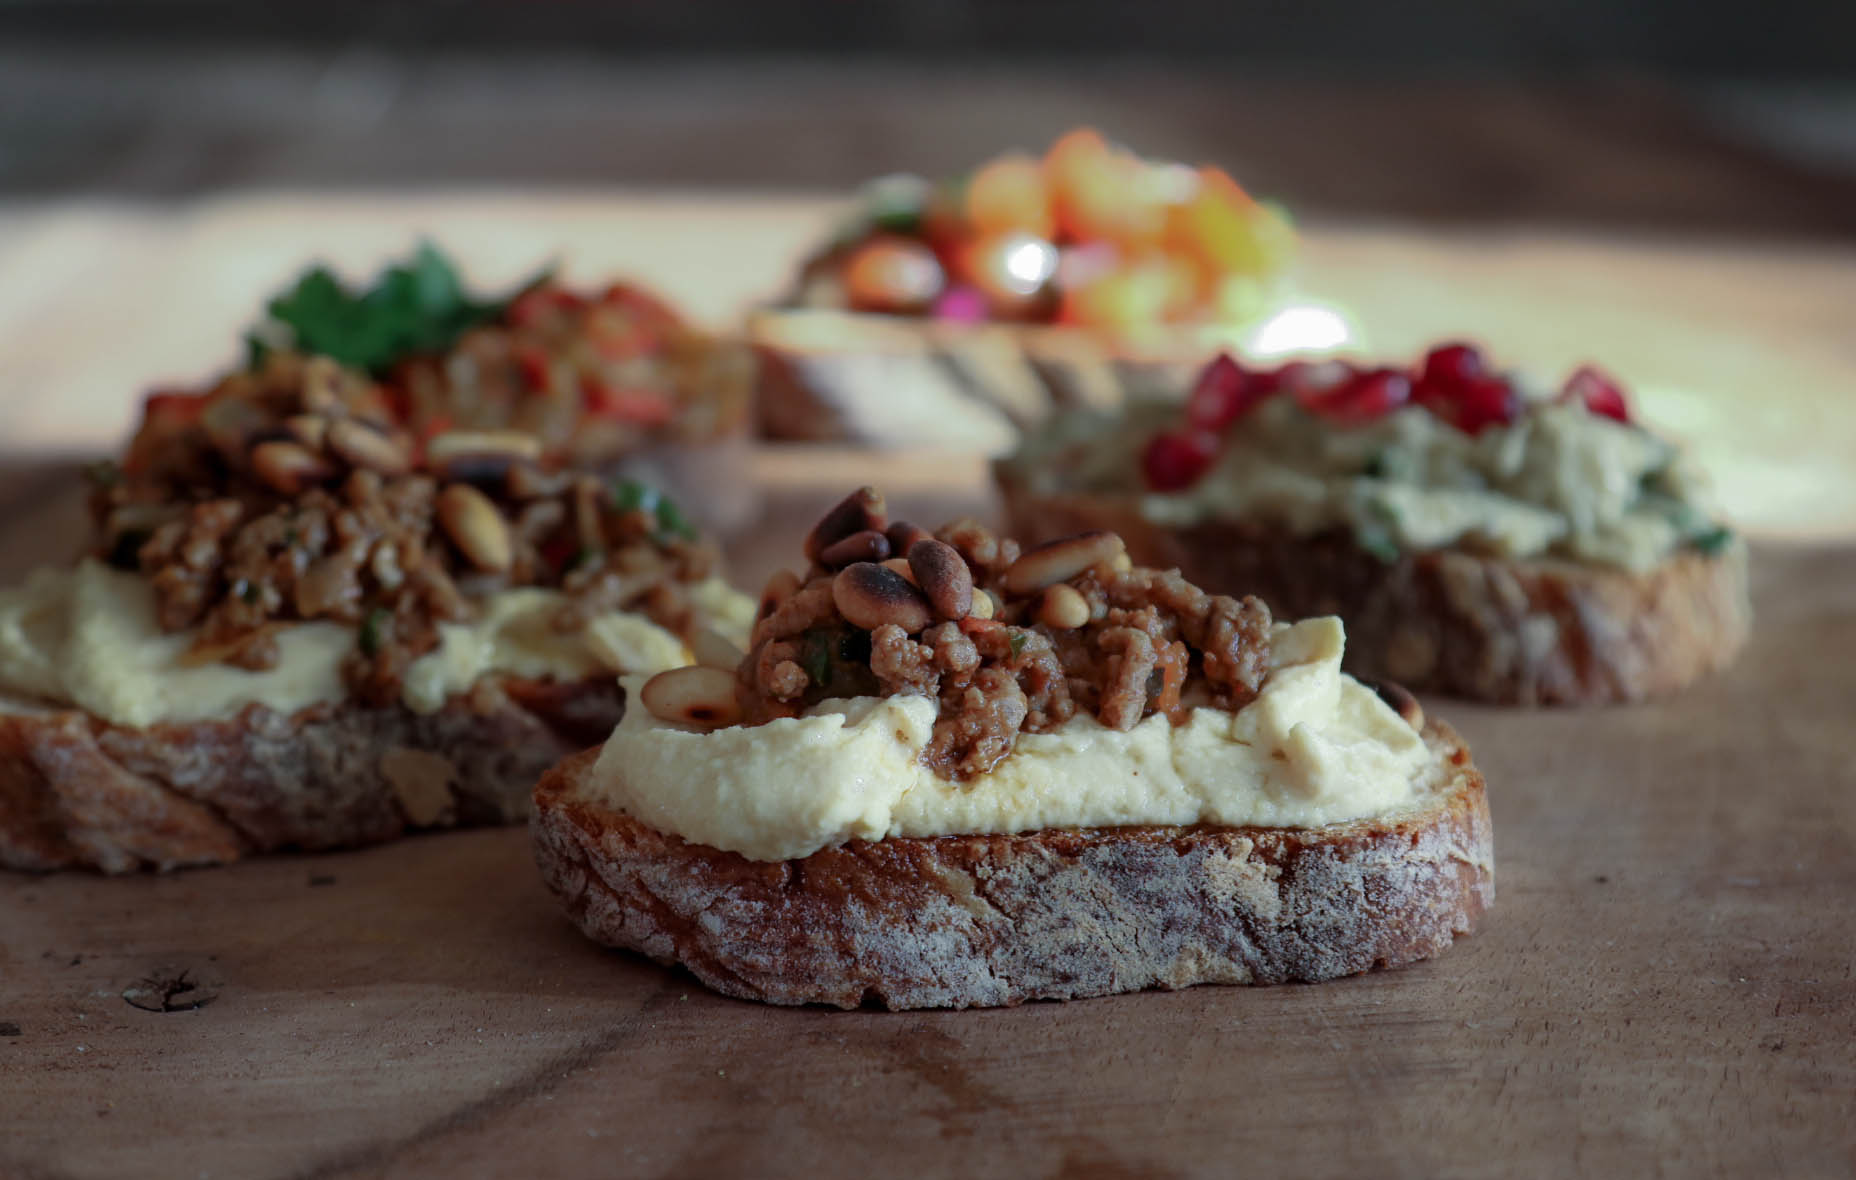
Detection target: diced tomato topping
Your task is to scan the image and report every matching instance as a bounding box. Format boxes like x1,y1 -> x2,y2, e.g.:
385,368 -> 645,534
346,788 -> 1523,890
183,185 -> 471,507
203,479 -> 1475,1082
1560,364 -> 1631,422
142,391 -> 209,421
515,345 -> 554,392
1141,429 -> 1219,492
1184,354 -> 1258,431
599,282 -> 681,330
507,284 -> 585,329
582,377 -> 674,425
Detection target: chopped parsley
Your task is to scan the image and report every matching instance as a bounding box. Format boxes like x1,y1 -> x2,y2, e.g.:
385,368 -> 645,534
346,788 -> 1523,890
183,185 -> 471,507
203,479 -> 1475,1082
1690,525 -> 1734,555
609,479 -> 697,543
801,630 -> 835,690
245,242 -> 550,375
358,607 -> 392,657
1354,498 -> 1404,564
1007,630 -> 1029,659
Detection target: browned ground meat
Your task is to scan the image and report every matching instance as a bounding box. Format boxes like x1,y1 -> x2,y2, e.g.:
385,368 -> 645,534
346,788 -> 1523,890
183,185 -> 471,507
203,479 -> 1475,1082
736,492 -> 1273,781
90,353 -> 718,701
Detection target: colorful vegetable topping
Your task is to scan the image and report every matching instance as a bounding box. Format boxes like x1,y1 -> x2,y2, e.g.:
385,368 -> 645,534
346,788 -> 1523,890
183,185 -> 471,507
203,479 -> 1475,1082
802,126 -> 1296,331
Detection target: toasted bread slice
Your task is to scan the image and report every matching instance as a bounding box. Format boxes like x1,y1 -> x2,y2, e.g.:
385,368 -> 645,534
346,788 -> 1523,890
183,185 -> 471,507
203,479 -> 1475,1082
531,723 -> 1492,1010
751,309 -> 1211,450
996,480 -> 1751,706
1,676 -> 622,873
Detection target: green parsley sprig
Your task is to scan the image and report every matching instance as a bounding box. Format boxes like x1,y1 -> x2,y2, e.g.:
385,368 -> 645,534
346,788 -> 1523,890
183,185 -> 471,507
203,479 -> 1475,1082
245,242 -> 551,375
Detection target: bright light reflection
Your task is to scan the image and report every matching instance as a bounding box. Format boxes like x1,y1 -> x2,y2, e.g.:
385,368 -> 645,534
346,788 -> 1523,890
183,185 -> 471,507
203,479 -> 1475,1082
1246,303 -> 1353,356
1000,235 -> 1059,294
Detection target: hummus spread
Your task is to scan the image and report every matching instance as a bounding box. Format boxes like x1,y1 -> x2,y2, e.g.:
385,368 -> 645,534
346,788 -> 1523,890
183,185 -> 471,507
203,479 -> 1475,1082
589,615 -> 1428,862
1021,396 -> 1725,572
0,560 -> 752,727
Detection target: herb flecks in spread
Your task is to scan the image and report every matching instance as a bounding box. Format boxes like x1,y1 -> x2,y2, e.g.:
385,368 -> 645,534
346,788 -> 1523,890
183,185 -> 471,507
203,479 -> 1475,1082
1108,344 -> 1727,571
87,353 -> 717,704
790,127 -> 1296,333
641,489 -> 1276,783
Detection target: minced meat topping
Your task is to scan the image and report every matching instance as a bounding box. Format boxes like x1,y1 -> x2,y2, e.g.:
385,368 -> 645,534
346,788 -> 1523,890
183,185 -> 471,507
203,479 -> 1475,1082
731,487 -> 1273,781
88,350 -> 717,704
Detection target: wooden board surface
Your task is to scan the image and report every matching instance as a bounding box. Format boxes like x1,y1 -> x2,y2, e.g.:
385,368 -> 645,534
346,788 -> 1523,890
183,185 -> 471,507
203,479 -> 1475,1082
1,462 -> 1853,1180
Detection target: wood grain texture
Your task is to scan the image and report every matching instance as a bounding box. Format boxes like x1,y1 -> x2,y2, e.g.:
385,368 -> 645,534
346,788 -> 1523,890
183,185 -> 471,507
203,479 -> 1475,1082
0,467 -> 1851,1177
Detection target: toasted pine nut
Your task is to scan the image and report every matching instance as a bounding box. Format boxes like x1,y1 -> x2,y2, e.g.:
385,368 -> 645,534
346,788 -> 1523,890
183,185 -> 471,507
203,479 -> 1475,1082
640,665 -> 742,730
327,418 -> 411,475
907,538 -> 974,620
1370,680 -> 1424,731
967,590 -> 995,620
818,529 -> 891,569
881,557 -> 918,584
804,487 -> 886,562
437,483 -> 513,572
1001,531 -> 1127,597
832,561 -> 932,634
251,440 -> 335,495
1036,583 -> 1091,629
426,429 -> 544,466
884,520 -> 933,555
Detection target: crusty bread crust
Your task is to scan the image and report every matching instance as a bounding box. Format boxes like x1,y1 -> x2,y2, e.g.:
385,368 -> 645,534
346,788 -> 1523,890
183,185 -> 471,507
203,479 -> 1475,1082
996,478 -> 1751,706
0,677 -> 622,873
531,725 -> 1493,1010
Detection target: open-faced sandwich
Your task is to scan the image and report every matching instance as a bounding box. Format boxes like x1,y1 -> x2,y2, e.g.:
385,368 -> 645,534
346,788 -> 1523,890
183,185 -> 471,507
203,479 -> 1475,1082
0,352 -> 752,872
146,243 -> 755,528
533,488 -> 1492,1009
754,128 -> 1299,452
997,345 -> 1751,705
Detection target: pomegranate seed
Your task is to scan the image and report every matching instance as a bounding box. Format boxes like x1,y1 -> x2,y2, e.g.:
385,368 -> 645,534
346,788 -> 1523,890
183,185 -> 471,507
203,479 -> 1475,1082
1561,365 -> 1631,422
1142,429 -> 1219,491
1419,342 -> 1485,392
1306,367 -> 1411,423
1184,355 -> 1255,430
1448,375 -> 1521,434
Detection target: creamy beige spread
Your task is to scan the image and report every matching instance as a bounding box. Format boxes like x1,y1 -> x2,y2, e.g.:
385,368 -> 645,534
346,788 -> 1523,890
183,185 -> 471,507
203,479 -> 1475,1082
1020,395 -> 1725,572
0,560 -> 752,727
589,615 -> 1427,862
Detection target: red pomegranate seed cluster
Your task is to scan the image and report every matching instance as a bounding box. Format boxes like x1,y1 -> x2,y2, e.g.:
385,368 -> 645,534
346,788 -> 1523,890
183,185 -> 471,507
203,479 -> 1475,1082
1141,343 -> 1634,491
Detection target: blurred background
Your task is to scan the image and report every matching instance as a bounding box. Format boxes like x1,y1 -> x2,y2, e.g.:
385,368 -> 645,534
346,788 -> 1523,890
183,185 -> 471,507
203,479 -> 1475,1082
0,1 -> 1852,536
4,1 -> 1855,227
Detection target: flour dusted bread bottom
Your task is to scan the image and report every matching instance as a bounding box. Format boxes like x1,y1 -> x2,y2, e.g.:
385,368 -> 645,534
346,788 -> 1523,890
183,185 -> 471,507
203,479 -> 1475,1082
531,724 -> 1492,1010
0,676 -> 623,873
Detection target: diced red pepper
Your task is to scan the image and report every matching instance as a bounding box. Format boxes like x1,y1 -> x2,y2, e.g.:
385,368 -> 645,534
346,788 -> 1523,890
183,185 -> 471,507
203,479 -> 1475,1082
516,345 -> 555,392
582,376 -> 674,425
507,284 -> 585,329
142,390 -> 209,422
